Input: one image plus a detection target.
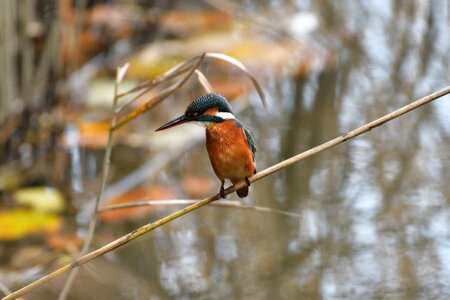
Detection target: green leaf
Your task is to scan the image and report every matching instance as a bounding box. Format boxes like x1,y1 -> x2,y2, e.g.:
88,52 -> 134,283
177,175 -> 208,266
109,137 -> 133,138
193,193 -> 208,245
14,187 -> 65,213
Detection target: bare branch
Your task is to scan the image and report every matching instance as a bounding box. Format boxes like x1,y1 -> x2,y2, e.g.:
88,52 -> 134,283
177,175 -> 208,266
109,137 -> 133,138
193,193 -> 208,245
114,62 -> 196,111
98,199 -> 302,219
195,70 -> 214,93
57,63 -> 130,300
115,52 -> 267,114
111,54 -> 205,130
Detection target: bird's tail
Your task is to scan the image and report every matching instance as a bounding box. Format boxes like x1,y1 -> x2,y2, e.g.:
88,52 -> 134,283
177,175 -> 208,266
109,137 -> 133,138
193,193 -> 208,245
232,180 -> 249,198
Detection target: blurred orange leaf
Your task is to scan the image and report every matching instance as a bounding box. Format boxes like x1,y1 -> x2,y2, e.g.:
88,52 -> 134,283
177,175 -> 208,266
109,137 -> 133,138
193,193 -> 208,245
0,209 -> 61,241
78,121 -> 111,148
161,11 -> 232,35
100,187 -> 173,223
63,120 -> 125,149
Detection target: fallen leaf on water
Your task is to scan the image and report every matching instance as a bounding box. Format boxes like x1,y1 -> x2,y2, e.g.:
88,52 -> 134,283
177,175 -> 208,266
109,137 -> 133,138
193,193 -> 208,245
0,209 -> 61,241
77,120 -> 111,148
62,118 -> 128,149
161,10 -> 232,35
13,187 -> 65,213
100,187 -> 173,223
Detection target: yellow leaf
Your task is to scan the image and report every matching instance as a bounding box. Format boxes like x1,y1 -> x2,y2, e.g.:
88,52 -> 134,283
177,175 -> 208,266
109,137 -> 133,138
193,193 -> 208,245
14,187 -> 65,213
0,209 -> 61,241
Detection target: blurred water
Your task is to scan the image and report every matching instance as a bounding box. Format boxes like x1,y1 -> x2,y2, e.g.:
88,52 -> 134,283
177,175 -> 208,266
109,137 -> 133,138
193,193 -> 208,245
22,1 -> 450,299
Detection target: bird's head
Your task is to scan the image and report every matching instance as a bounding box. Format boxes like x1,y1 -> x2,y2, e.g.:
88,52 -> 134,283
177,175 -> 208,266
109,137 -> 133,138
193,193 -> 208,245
155,93 -> 235,131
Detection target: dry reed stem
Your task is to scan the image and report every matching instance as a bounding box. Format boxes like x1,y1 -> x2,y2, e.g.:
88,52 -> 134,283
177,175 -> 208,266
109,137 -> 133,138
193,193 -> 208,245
112,52 -> 267,129
114,61 -> 198,112
4,85 -> 449,300
57,63 -> 129,300
115,56 -> 201,100
194,69 -> 214,93
98,199 -> 302,219
112,54 -> 205,130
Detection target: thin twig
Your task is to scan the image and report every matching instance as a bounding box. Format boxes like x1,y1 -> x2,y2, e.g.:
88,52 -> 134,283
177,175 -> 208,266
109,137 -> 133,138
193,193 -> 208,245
114,63 -> 197,113
0,281 -> 11,297
113,52 -> 268,122
4,86 -> 449,300
98,199 -> 302,219
57,63 -> 130,300
194,69 -> 214,93
115,56 -> 200,100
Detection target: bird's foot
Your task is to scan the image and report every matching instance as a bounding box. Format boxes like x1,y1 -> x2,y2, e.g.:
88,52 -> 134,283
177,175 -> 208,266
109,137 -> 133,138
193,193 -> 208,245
245,176 -> 251,187
220,181 -> 226,199
219,188 -> 227,199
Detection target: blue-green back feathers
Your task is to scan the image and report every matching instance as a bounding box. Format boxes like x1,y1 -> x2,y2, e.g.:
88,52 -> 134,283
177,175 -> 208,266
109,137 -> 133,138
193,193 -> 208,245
243,126 -> 256,162
233,120 -> 256,162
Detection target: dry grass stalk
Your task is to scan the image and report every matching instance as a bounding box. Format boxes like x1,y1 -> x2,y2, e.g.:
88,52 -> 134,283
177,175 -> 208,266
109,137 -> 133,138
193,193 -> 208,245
112,52 -> 268,130
57,63 -> 130,300
98,199 -> 303,219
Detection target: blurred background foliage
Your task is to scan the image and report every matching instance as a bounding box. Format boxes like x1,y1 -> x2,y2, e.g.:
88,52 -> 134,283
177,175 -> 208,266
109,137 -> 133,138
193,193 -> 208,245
1,0 -> 450,299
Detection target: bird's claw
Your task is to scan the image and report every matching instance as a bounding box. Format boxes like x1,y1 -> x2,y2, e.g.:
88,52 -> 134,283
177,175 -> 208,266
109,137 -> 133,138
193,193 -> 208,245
220,181 -> 226,199
245,176 -> 251,186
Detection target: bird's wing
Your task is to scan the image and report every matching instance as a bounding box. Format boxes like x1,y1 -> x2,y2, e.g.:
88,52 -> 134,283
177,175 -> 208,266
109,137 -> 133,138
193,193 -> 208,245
243,126 -> 256,162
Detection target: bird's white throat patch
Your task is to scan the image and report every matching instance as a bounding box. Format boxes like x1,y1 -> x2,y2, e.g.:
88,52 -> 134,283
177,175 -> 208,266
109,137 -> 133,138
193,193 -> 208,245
215,112 -> 235,120
195,111 -> 236,128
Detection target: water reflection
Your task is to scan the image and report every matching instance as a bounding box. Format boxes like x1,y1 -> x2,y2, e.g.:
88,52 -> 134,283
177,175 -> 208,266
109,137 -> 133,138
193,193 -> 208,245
149,1 -> 450,298
19,0 -> 450,298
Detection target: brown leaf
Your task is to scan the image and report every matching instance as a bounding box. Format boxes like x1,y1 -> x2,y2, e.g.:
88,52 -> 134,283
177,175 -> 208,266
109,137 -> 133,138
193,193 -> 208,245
99,187 -> 173,223
161,11 -> 232,35
62,120 -> 121,149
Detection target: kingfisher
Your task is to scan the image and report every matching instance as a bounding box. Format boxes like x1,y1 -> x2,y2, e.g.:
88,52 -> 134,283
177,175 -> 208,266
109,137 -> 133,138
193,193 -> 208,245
155,93 -> 256,198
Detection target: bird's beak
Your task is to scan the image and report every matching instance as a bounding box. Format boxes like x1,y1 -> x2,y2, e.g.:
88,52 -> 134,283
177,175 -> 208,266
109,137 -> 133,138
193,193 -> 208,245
155,114 -> 198,131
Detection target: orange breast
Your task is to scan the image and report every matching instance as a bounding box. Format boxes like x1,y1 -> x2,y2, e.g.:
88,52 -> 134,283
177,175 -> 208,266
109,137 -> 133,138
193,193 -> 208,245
205,120 -> 256,182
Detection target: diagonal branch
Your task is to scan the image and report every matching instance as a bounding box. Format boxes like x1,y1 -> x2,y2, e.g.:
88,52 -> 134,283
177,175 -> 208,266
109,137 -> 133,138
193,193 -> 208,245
3,86 -> 450,300
98,199 -> 302,219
